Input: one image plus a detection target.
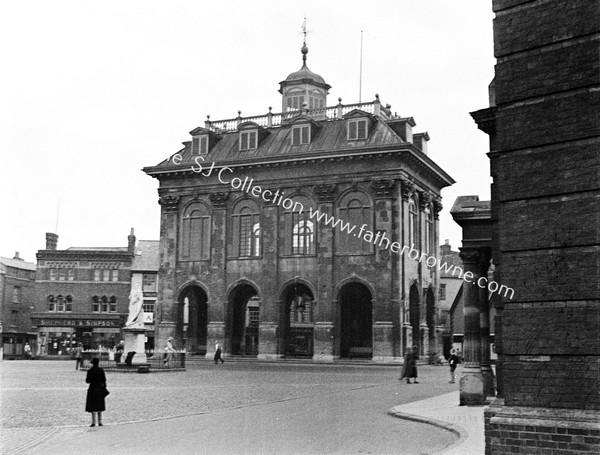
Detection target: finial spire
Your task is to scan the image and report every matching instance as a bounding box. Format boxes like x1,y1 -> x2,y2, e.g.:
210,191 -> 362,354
301,16 -> 309,65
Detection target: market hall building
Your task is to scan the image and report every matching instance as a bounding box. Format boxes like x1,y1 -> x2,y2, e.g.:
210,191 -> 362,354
144,42 -> 454,361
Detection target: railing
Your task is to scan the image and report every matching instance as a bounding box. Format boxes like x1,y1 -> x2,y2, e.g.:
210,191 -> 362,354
205,97 -> 394,133
81,350 -> 186,371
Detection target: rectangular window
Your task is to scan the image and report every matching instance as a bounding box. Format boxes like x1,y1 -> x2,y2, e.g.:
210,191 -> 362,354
292,125 -> 310,145
439,284 -> 446,300
57,298 -> 65,312
50,268 -> 57,280
68,269 -> 74,281
65,300 -> 73,312
58,269 -> 66,281
112,269 -> 119,282
240,131 -> 257,151
92,302 -> 100,313
143,300 -> 154,314
101,300 -> 108,312
94,269 -> 101,281
143,274 -> 157,292
192,137 -> 199,155
103,269 -> 110,281
48,300 -> 55,312
109,301 -> 117,313
347,119 -> 368,140
192,136 -> 209,155
12,287 -> 21,304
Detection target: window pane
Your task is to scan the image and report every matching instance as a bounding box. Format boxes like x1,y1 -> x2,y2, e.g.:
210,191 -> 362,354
192,137 -> 199,155
301,126 -> 309,144
103,269 -> 110,281
357,120 -> 367,139
200,136 -> 208,155
292,127 -> 300,145
348,121 -> 357,140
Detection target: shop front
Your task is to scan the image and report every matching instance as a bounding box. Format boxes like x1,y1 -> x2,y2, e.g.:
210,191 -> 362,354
32,314 -> 125,357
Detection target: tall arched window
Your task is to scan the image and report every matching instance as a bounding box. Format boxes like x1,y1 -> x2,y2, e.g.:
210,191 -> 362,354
408,198 -> 418,248
230,199 -> 261,258
424,205 -> 434,255
181,203 -> 211,260
338,191 -> 373,253
284,194 -> 316,255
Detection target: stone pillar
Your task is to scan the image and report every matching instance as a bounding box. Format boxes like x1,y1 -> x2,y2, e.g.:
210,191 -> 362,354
313,322 -> 334,362
479,253 -> 495,398
156,195 -> 180,351
372,322 -> 394,362
314,184 -> 336,359
257,322 -> 280,361
459,248 -> 486,405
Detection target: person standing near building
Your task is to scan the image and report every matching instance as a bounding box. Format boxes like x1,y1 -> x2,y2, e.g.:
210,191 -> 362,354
448,348 -> 461,383
24,342 -> 32,360
85,357 -> 108,427
75,343 -> 84,370
400,346 -> 420,384
163,337 -> 174,365
214,341 -> 224,364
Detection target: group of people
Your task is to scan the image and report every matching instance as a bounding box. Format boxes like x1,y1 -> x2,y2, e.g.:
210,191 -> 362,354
400,346 -> 462,384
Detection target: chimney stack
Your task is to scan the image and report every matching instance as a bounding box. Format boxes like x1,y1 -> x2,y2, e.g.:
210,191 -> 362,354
128,228 -> 136,253
13,252 -> 23,261
45,233 -> 58,250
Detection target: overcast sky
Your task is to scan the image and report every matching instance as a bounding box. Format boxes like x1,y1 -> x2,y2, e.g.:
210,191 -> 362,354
0,0 -> 494,263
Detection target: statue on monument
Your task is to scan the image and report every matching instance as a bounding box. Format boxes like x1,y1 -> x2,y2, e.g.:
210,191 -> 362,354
125,283 -> 144,328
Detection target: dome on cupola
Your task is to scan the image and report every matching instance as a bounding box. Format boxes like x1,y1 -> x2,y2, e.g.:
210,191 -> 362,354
279,40 -> 330,113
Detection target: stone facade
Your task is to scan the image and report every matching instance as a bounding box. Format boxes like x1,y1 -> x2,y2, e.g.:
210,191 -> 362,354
471,0 -> 600,453
144,44 -> 454,362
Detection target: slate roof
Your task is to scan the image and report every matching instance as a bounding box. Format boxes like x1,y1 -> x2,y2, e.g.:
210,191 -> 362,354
132,240 -> 160,272
0,256 -> 37,271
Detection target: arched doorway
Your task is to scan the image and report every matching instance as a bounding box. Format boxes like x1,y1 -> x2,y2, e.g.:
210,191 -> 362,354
281,282 -> 314,357
409,283 -> 420,352
228,284 -> 259,356
339,282 -> 372,358
178,285 -> 208,355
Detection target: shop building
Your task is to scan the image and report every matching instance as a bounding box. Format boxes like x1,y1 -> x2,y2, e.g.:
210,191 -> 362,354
0,253 -> 37,359
32,231 -> 136,356
131,240 -> 159,352
144,40 -> 454,361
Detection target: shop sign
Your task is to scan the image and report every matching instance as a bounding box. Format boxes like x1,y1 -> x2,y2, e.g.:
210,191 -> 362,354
32,318 -> 120,328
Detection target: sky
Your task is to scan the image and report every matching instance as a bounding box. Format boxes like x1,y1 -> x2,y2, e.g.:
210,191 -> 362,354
0,0 -> 494,264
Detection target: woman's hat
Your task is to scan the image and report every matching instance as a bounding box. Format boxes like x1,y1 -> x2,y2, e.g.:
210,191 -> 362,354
167,337 -> 173,341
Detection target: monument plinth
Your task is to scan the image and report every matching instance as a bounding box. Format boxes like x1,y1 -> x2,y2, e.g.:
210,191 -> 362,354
123,283 -> 147,365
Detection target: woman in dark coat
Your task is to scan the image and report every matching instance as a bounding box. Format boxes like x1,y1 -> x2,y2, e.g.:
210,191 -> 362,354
400,346 -> 420,384
85,357 -> 107,427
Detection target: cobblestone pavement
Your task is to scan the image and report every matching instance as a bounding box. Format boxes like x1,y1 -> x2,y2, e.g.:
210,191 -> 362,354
1,360 -> 459,454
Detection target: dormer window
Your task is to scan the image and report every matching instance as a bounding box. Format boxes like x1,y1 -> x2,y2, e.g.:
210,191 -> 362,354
192,135 -> 209,155
240,131 -> 258,151
292,125 -> 310,145
348,119 -> 368,140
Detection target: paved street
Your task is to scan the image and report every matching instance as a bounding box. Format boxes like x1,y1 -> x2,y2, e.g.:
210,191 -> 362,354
1,360 -> 460,455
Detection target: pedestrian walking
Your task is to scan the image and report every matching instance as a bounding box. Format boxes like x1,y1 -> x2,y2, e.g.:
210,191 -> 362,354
115,340 -> 124,363
163,337 -> 174,365
448,348 -> 461,383
85,357 -> 108,427
214,341 -> 224,364
400,346 -> 419,384
75,343 -> 84,370
24,342 -> 32,360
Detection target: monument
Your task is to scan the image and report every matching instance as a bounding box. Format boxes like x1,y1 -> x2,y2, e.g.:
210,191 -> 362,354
122,283 -> 147,365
